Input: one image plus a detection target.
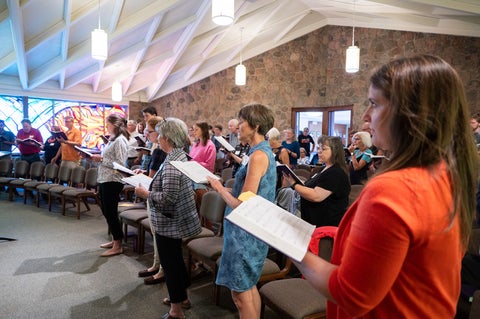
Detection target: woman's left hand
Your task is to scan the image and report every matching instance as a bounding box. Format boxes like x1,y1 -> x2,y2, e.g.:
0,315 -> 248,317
282,172 -> 294,186
207,176 -> 223,192
135,183 -> 149,199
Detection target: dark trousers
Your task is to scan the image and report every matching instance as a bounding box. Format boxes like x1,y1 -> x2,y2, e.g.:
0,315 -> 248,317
98,182 -> 124,240
156,233 -> 190,303
21,153 -> 41,164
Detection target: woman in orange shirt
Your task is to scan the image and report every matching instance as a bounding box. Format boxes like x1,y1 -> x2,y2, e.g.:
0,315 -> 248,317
295,55 -> 477,318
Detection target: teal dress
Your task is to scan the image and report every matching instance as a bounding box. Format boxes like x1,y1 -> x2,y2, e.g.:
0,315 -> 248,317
216,140 -> 277,292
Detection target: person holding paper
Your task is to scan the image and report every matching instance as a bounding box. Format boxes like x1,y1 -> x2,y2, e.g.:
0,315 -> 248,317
189,122 -> 216,173
294,55 -> 477,318
88,114 -> 130,257
16,119 -> 43,164
135,116 -> 168,286
283,136 -> 350,227
56,116 -> 82,169
207,103 -> 276,319
42,126 -> 62,165
126,119 -> 141,168
348,131 -> 372,185
135,118 -> 201,319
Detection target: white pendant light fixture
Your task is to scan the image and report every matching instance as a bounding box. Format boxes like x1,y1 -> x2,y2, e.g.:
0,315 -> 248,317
112,81 -> 122,102
235,27 -> 246,86
91,0 -> 108,61
212,0 -> 234,26
345,0 -> 360,73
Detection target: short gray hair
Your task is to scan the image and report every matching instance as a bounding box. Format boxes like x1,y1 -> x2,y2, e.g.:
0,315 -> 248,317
156,117 -> 189,149
266,127 -> 281,141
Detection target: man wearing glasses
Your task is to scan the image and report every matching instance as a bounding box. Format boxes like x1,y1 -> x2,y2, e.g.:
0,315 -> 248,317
55,116 -> 82,169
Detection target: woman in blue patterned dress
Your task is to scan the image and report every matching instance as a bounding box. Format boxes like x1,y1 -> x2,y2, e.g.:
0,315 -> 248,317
207,103 -> 276,318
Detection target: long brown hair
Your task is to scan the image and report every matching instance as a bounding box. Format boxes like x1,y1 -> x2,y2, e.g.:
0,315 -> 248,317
370,55 -> 477,247
106,114 -> 130,141
318,136 -> 348,176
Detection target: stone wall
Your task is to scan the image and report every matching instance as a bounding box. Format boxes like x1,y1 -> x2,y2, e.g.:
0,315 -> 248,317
129,25 -> 480,131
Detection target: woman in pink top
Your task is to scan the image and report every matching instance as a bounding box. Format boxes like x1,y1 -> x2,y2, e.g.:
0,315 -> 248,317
189,122 -> 216,173
294,55 -> 477,318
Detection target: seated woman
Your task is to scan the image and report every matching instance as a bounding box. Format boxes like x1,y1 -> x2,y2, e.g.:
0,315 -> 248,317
283,136 -> 350,227
348,131 -> 373,185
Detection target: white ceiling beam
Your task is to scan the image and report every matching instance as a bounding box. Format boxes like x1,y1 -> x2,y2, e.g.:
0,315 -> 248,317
59,0 -> 72,90
146,0 -> 210,101
6,0 -> 28,90
119,15 -> 162,95
409,0 -> 480,15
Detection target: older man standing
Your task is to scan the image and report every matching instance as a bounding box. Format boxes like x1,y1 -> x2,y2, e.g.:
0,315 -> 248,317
54,116 -> 82,169
126,119 -> 142,168
16,119 -> 43,164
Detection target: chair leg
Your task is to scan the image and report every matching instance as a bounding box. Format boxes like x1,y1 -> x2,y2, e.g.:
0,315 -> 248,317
138,224 -> 145,255
77,198 -> 81,219
48,193 -> 52,211
61,197 -> 66,215
8,186 -> 14,201
83,198 -> 90,211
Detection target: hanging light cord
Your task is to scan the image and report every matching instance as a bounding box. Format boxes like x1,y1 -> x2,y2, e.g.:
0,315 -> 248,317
97,0 -> 101,29
240,27 -> 244,64
352,0 -> 356,46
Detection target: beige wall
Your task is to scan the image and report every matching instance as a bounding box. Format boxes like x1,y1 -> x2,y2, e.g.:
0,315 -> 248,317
129,25 -> 480,131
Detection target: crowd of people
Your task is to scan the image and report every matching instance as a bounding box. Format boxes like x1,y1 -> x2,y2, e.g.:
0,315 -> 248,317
0,54 -> 478,319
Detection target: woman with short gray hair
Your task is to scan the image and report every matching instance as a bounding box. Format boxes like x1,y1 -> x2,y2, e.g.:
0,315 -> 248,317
135,117 -> 201,319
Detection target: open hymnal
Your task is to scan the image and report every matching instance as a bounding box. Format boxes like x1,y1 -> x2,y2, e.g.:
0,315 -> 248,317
134,136 -> 146,147
51,131 -> 68,140
112,161 -> 152,188
99,135 -> 110,144
226,192 -> 315,262
276,164 -> 305,185
74,145 -> 94,157
121,174 -> 152,189
113,162 -> 136,175
214,136 -> 235,152
18,137 -> 42,147
170,160 -> 221,184
135,146 -> 151,155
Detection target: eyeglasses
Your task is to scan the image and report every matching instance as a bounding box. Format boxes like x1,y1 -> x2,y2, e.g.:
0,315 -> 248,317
353,137 -> 361,141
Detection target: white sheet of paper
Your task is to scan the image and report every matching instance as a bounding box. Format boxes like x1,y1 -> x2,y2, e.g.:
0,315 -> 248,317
214,136 -> 235,152
121,174 -> 152,189
170,161 -> 221,184
226,194 -> 315,262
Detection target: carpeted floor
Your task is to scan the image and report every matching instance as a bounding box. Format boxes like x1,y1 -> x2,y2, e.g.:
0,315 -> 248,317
0,192 -> 282,319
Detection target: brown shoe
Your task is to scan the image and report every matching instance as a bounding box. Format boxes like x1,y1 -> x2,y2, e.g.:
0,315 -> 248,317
144,274 -> 165,285
138,268 -> 159,277
162,297 -> 191,309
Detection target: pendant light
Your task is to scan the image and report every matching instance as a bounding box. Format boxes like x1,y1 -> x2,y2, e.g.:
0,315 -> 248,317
91,0 -> 108,61
235,27 -> 246,86
112,81 -> 122,102
345,0 -> 360,73
212,0 -> 234,26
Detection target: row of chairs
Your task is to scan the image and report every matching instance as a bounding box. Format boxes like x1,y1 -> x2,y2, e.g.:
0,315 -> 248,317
0,159 -> 100,219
